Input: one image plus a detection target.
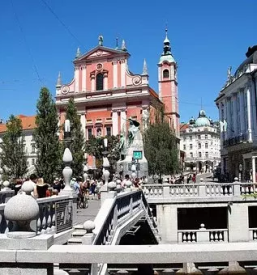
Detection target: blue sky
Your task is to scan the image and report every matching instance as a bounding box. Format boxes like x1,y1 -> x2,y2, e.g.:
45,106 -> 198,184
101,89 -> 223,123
0,0 -> 257,123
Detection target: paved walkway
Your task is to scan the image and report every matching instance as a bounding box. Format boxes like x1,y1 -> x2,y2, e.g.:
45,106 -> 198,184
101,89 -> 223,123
74,199 -> 101,225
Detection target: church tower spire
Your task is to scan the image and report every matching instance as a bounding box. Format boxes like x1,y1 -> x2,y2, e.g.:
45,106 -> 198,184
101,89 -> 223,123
158,27 -> 179,137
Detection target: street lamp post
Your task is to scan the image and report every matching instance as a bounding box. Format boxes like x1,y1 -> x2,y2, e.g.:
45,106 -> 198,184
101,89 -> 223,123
131,158 -> 137,181
102,138 -> 110,185
61,119 -> 73,192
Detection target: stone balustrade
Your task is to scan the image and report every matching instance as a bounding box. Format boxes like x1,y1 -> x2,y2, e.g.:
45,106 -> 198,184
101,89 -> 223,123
0,195 -> 73,235
177,224 -> 228,243
36,195 -> 72,234
143,182 -> 257,201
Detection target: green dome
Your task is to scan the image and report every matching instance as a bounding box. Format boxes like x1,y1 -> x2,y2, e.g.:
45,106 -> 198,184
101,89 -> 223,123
194,110 -> 211,127
159,54 -> 175,64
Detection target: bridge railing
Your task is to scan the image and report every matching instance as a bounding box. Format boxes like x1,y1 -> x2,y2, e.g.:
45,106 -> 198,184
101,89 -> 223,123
143,182 -> 257,200
1,195 -> 73,235
93,190 -> 158,245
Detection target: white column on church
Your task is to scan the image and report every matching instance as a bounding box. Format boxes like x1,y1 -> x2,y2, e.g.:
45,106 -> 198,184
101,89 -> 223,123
233,94 -> 237,136
82,66 -> 87,92
104,74 -> 108,90
80,113 -> 86,139
120,109 -> 126,133
74,67 -> 79,92
250,81 -> 257,136
239,89 -> 244,135
91,76 -> 95,92
219,102 -> 223,145
121,60 -> 126,87
113,61 -> 118,88
252,157 -> 256,183
112,110 -> 119,135
246,84 -> 253,142
223,99 -> 227,140
226,97 -> 231,139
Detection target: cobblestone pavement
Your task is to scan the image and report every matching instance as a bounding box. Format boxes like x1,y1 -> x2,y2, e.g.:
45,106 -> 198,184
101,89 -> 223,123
74,198 -> 101,225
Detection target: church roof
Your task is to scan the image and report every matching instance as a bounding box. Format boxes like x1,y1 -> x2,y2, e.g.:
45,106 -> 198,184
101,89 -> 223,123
74,45 -> 130,63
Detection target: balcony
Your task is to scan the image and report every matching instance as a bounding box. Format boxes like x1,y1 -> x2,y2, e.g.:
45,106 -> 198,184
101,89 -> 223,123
223,133 -> 247,147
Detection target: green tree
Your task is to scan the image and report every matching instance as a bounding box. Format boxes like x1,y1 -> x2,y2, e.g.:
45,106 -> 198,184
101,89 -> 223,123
0,115 -> 27,179
144,116 -> 179,178
85,135 -> 120,173
65,98 -> 85,177
34,87 -> 61,184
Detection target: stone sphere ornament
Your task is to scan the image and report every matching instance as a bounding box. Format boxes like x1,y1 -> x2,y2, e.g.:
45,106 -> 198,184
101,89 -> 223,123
4,181 -> 39,238
83,220 -> 95,233
2,180 -> 10,190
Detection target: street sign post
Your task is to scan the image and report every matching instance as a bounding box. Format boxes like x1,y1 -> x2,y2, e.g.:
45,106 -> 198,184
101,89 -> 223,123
133,151 -> 142,160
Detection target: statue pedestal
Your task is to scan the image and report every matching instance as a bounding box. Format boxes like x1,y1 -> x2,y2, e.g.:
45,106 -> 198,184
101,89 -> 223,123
117,131 -> 148,179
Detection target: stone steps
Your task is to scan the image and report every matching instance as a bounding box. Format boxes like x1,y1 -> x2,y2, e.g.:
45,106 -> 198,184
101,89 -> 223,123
72,230 -> 87,237
67,224 -> 86,245
67,237 -> 83,245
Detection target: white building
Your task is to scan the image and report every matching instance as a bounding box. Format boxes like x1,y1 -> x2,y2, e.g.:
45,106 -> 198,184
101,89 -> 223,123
0,115 -> 37,178
215,45 -> 257,182
180,110 -> 220,172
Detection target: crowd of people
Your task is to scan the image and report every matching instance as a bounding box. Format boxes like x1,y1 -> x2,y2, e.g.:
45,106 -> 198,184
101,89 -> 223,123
6,173 -> 147,209
6,172 -> 199,208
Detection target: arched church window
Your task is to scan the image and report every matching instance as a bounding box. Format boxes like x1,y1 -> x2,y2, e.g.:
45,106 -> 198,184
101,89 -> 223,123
96,73 -> 104,90
163,69 -> 169,79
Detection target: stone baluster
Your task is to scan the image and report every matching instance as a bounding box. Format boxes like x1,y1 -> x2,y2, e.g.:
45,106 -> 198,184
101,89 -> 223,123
82,220 -> 95,244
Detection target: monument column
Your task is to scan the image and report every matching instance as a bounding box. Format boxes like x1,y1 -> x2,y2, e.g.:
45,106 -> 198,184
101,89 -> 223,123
120,108 -> 127,133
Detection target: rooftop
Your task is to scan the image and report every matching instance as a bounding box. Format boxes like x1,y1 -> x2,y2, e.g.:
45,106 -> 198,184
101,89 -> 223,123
0,115 -> 36,133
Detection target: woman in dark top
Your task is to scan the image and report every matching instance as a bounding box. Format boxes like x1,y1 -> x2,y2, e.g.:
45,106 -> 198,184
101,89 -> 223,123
36,178 -> 48,198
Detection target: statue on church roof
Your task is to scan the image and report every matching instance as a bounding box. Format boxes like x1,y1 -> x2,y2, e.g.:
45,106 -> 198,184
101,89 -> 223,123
98,35 -> 104,46
227,66 -> 232,81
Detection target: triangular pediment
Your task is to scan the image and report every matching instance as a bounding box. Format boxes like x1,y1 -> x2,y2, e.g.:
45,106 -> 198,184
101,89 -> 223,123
74,46 -> 130,63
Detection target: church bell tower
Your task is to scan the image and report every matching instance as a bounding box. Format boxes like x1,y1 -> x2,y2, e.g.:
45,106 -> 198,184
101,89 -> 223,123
158,28 -> 180,137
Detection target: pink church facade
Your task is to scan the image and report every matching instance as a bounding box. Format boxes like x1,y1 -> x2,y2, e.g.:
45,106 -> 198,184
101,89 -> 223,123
55,31 -> 180,141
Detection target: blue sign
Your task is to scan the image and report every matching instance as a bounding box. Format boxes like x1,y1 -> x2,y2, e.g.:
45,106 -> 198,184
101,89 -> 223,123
133,151 -> 142,160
